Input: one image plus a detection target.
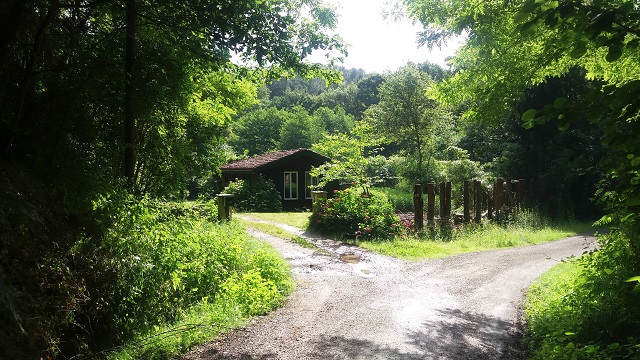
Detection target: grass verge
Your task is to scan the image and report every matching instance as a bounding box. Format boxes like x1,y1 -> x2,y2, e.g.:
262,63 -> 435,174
523,231 -> 640,359
242,212 -> 311,228
238,217 -> 318,249
358,221 -> 594,260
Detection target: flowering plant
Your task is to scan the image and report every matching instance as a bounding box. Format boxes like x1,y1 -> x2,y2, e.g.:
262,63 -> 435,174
309,188 -> 402,239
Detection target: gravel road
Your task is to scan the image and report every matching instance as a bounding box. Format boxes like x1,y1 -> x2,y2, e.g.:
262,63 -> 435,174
185,217 -> 597,360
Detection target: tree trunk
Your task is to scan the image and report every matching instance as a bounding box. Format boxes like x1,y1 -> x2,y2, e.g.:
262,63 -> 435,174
124,0 -> 137,187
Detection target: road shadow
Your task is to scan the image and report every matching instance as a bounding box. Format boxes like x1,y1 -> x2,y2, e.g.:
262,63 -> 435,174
407,308 -> 527,359
308,308 -> 526,360
185,346 -> 278,360
310,334 -> 426,360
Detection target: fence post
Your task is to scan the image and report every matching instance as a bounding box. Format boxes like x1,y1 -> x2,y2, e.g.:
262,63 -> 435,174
474,180 -> 482,223
504,177 -> 512,212
413,184 -> 424,231
216,193 -> 234,221
463,180 -> 471,222
439,182 -> 446,219
487,188 -> 494,220
494,177 -> 504,213
445,181 -> 452,219
427,183 -> 435,225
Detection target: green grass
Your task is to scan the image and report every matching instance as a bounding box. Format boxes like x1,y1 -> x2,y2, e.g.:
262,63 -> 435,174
108,301 -> 245,360
357,221 -> 595,260
241,212 -> 311,228
238,217 -> 317,249
237,212 -> 595,262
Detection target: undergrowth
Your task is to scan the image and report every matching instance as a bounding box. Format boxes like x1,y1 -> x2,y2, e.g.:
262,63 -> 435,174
1,183 -> 293,359
524,230 -> 640,359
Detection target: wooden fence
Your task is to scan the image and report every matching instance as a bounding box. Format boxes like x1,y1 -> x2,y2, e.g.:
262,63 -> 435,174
413,178 -> 536,230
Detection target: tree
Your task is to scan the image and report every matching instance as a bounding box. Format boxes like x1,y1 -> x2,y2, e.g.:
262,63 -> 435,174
279,107 -> 324,149
0,0 -> 346,197
402,0 -> 639,233
311,122 -> 382,194
230,107 -> 294,156
311,106 -> 355,134
365,64 -> 453,183
402,0 -> 640,354
0,0 -> 347,356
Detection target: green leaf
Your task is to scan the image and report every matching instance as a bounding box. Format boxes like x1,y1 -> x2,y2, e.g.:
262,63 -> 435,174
604,268 -> 614,275
522,0 -> 537,13
625,196 -> 640,206
520,19 -> 540,36
625,276 -> 640,283
522,109 -> 537,122
545,11 -> 559,27
570,41 -> 588,59
553,97 -> 569,109
514,11 -> 531,24
626,38 -> 640,50
606,38 -> 625,62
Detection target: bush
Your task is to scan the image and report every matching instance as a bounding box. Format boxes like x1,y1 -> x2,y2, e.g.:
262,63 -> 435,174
94,197 -> 293,344
1,184 -> 293,359
525,230 -> 640,359
370,186 -> 414,212
308,188 -> 402,239
222,176 -> 282,212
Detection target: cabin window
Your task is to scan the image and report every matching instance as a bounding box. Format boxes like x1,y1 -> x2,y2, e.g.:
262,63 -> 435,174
305,171 -> 319,199
284,171 -> 298,200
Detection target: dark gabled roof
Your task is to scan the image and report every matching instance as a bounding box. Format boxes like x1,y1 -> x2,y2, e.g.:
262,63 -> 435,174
220,148 -> 329,172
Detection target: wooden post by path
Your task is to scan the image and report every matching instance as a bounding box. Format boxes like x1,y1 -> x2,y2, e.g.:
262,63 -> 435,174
445,181 -> 452,219
439,182 -> 446,219
216,193 -> 234,221
504,177 -> 512,212
487,188 -> 494,220
463,180 -> 471,222
474,180 -> 482,223
427,183 -> 435,225
517,179 -> 525,210
494,177 -> 504,213
413,184 -> 424,231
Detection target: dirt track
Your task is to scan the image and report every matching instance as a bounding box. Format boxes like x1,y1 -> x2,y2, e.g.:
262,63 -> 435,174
185,218 -> 597,360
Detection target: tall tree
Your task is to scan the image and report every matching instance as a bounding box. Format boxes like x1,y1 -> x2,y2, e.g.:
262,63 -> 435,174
365,64 -> 452,183
0,0 -> 346,197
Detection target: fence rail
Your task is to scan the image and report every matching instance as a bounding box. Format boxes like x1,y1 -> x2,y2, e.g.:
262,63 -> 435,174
413,178 -> 536,228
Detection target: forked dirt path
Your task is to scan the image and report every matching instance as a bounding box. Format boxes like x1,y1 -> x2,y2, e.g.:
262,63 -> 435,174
185,217 -> 597,360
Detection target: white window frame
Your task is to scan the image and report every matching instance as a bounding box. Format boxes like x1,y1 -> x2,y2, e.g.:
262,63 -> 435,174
305,171 -> 319,199
283,171 -> 298,200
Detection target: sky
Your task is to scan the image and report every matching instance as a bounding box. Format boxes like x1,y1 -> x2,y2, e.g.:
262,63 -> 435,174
314,0 -> 464,73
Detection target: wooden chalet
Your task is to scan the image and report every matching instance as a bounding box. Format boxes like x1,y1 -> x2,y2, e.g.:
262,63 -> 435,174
220,148 -> 337,210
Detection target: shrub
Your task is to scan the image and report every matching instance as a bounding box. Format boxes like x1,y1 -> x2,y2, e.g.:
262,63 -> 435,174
222,175 -> 282,212
2,189 -> 293,359
525,230 -> 640,359
308,188 -> 402,239
370,186 -> 414,212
